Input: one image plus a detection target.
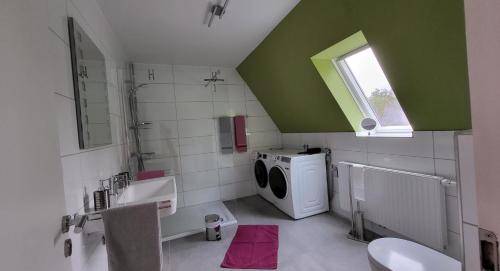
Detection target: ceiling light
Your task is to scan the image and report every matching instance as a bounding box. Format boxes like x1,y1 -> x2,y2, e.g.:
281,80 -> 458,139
208,0 -> 230,28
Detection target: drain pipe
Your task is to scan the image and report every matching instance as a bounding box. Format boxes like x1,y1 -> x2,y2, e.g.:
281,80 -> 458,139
324,148 -> 334,211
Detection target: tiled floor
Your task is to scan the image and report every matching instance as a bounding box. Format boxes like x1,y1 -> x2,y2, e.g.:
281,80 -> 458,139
162,196 -> 370,271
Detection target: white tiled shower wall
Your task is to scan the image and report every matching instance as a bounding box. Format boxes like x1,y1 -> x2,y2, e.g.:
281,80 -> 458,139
48,0 -> 127,270
282,131 -> 462,260
133,64 -> 281,207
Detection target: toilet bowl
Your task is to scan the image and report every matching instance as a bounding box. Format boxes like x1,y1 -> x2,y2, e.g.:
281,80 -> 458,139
367,238 -> 461,271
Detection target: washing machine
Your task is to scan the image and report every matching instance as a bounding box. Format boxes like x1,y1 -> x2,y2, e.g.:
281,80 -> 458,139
252,151 -> 273,202
267,150 -> 329,219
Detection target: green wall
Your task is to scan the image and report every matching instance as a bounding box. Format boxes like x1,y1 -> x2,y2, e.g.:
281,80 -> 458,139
237,0 -> 471,132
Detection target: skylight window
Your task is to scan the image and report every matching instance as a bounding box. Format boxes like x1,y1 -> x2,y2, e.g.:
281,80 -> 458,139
335,47 -> 413,137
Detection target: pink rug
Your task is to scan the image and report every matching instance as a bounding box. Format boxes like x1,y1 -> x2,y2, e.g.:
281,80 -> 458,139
221,225 -> 279,269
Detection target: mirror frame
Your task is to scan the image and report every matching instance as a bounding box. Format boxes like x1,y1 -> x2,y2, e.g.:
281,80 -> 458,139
67,17 -> 111,149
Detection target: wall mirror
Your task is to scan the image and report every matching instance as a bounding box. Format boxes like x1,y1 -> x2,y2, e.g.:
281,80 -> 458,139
68,17 -> 112,149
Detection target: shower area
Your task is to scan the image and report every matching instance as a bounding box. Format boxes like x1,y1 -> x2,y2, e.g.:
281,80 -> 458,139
123,63 -> 262,240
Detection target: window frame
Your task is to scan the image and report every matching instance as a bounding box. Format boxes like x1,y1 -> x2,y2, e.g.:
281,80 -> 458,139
333,46 -> 413,137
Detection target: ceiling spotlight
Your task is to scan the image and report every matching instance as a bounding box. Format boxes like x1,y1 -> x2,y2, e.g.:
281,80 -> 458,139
208,0 -> 230,28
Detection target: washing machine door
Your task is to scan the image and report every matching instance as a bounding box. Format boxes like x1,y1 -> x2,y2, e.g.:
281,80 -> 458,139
254,160 -> 268,188
269,166 -> 288,199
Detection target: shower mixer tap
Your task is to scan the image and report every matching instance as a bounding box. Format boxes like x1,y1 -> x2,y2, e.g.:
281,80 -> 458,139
204,70 -> 224,92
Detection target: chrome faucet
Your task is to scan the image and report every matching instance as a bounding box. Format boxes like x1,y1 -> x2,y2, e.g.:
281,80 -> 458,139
109,173 -> 130,196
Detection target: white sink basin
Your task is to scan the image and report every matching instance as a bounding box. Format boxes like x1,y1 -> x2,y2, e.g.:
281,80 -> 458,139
117,176 -> 177,217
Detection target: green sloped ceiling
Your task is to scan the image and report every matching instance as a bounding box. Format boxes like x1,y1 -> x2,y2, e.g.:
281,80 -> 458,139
237,0 -> 471,132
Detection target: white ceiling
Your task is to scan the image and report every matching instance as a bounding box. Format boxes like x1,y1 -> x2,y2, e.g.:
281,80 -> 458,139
97,0 -> 300,67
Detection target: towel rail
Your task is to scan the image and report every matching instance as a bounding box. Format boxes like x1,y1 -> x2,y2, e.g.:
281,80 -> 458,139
213,115 -> 248,119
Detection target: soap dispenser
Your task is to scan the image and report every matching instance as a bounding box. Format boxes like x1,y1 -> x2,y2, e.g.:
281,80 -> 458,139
83,186 -> 90,213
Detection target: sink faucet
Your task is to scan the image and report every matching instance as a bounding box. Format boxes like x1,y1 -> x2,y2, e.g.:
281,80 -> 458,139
303,144 -> 309,152
107,174 -> 130,196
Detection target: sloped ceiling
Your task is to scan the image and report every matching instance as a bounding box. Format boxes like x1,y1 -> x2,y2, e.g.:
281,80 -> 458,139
237,0 -> 471,132
96,0 -> 300,66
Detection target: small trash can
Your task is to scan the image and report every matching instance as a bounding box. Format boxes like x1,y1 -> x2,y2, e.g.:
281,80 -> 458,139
205,214 -> 223,241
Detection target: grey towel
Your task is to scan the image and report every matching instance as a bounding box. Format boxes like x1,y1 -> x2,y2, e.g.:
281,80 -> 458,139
218,117 -> 233,154
102,202 -> 162,271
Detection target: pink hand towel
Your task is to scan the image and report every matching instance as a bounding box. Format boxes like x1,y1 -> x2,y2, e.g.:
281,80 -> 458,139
233,115 -> 247,153
136,170 -> 165,181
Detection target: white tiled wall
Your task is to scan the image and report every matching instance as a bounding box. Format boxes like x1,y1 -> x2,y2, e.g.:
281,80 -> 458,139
282,131 -> 462,260
134,64 -> 281,207
48,0 -> 126,270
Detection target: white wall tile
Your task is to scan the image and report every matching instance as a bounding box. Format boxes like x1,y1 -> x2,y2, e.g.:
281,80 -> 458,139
367,153 -> 435,175
134,66 -> 279,211
183,187 -> 221,206
212,67 -> 244,84
110,115 -> 124,145
143,157 -> 181,175
326,132 -> 367,152
246,101 -> 268,116
282,133 -> 302,149
218,153 -> 235,168
302,133 -> 327,148
226,85 -> 246,101
173,65 -> 210,84
332,150 -> 368,165
178,119 -> 215,138
366,131 -> 434,157
221,181 -> 256,200
248,116 -> 278,132
233,151 -> 251,166
134,64 -> 173,84
219,165 -> 251,185
181,153 -> 218,173
174,84 -> 212,102
108,86 -> 121,116
435,159 -> 457,179
435,159 -> 458,196
444,231 -> 462,260
182,170 -> 219,191
179,136 -> 216,155
140,120 -> 179,141
176,192 -> 185,208
141,139 -> 180,157
176,102 -> 213,120
434,131 -> 456,160
446,196 -> 460,233
174,175 -> 183,192
212,85 -> 228,102
248,131 -> 280,149
213,101 -> 246,117
244,85 -> 258,101
137,102 -> 177,121
136,84 -> 175,102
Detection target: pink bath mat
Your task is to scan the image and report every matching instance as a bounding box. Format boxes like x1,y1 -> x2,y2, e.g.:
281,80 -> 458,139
221,225 -> 279,269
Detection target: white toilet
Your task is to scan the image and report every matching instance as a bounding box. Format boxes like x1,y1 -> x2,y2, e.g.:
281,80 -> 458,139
367,238 -> 461,271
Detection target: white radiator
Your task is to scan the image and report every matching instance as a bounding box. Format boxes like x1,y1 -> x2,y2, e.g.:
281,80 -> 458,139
337,162 -> 448,251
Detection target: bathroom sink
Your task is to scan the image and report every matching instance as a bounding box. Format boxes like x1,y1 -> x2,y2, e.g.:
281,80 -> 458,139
117,176 -> 177,217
